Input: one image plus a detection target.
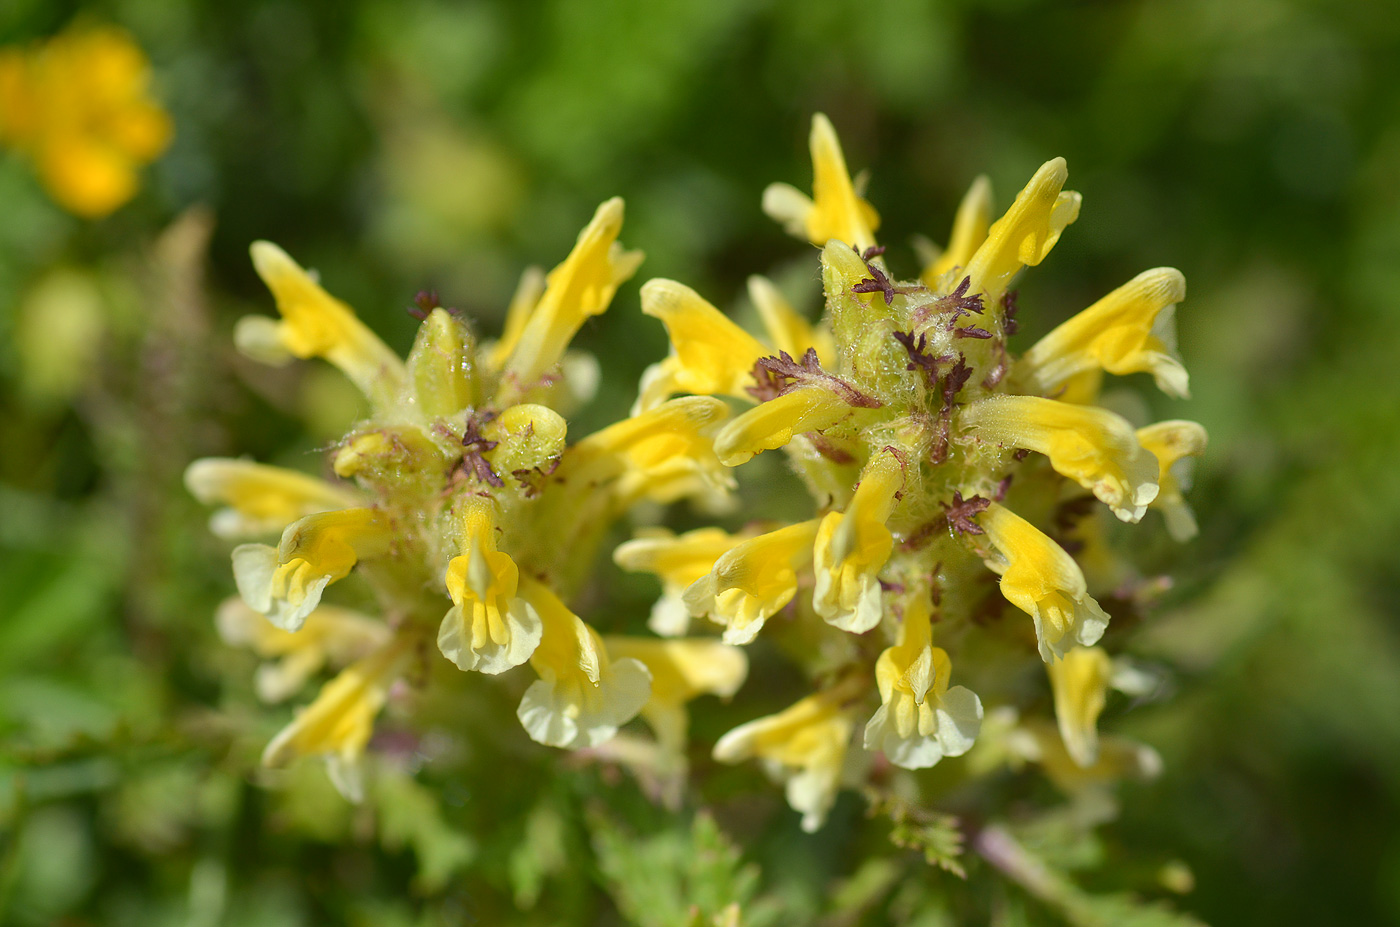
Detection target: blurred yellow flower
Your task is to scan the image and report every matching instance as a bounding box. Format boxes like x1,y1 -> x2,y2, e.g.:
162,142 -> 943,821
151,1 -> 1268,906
1046,645 -> 1112,768
0,25 -> 171,217
713,677 -> 862,832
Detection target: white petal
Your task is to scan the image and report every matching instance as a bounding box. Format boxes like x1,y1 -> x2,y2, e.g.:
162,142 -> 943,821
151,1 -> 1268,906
517,678 -> 581,749
647,592 -> 691,637
577,657 -> 653,748
761,183 -> 815,237
864,703 -> 942,770
269,574 -> 329,633
786,766 -> 839,833
325,752 -> 365,803
814,570 -> 883,634
436,599 -> 543,674
232,544 -> 278,615
934,686 -> 983,757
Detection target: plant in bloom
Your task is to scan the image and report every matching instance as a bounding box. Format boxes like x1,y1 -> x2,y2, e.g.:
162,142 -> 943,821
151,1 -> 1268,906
0,24 -> 172,217
624,114 -> 1205,829
189,114 -> 1204,839
189,199 -> 746,798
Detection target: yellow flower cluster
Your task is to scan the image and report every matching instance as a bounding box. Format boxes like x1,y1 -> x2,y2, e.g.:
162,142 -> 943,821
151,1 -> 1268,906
0,25 -> 171,217
190,200 -> 745,798
622,115 -> 1205,828
190,115 -> 1204,827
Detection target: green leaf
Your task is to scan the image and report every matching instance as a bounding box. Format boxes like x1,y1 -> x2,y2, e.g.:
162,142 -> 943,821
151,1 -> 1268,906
588,808 -> 760,927
872,794 -> 967,879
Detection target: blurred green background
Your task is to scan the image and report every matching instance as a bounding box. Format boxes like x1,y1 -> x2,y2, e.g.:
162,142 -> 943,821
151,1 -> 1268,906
2,0 -> 1399,924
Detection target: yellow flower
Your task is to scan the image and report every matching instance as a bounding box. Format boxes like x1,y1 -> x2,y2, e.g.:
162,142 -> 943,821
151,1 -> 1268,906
564,395 -> 733,504
714,386 -> 856,468
486,265 -> 547,371
962,157 -> 1080,303
812,449 -> 904,633
613,527 -> 750,636
438,497 -> 542,674
1046,645 -> 1112,768
1018,268 -> 1189,400
216,597 -> 390,703
233,508 -> 392,632
262,631 -> 417,802
516,579 -> 652,750
602,637 -> 748,754
920,175 -> 993,285
0,26 -> 171,217
498,198 -> 644,392
636,279 -> 772,408
184,458 -> 363,539
762,113 -> 880,253
864,593 -> 983,770
747,275 -> 835,366
1014,720 -> 1162,795
239,242 -> 408,411
1136,420 -> 1209,541
978,503 -> 1110,662
683,519 -> 822,644
960,395 -> 1159,522
713,678 -> 861,832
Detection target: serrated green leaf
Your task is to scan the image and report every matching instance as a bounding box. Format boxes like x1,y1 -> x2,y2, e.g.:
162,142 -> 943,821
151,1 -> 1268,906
588,808 -> 760,927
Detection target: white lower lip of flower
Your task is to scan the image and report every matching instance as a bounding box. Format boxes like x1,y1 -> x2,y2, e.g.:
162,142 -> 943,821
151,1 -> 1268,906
812,564 -> 882,634
436,599 -> 543,675
863,685 -> 983,770
232,544 -> 330,632
517,657 -> 652,750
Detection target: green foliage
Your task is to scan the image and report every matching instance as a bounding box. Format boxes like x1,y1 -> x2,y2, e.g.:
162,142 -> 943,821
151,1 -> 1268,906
873,794 -> 968,878
588,809 -> 766,927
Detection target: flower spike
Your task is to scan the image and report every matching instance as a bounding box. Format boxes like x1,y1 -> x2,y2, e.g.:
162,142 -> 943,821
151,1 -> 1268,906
191,110 -> 1207,836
